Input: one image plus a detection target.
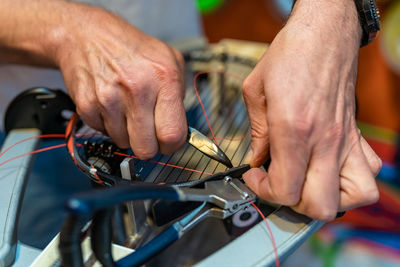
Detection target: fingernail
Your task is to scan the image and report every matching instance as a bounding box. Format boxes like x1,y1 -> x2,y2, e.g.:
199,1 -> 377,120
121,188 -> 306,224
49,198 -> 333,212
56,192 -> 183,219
243,149 -> 253,166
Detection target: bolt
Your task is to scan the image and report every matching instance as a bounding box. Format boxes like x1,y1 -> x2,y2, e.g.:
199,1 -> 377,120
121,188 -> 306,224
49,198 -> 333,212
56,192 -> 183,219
224,176 -> 232,183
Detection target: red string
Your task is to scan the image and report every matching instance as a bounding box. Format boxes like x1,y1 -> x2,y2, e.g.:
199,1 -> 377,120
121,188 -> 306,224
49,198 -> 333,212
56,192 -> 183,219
194,71 -> 249,143
0,72 -> 279,266
114,151 -> 213,176
194,71 -> 279,266
250,201 -> 280,267
0,134 -> 65,159
194,71 -> 218,145
0,134 -> 211,176
0,144 -> 66,167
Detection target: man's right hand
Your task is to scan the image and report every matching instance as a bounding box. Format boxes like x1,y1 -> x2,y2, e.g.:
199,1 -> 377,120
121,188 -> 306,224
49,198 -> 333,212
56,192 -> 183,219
0,0 -> 188,159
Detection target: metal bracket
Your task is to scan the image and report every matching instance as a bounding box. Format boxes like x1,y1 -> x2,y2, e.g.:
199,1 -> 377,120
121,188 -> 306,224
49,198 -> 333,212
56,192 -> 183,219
120,158 -> 147,247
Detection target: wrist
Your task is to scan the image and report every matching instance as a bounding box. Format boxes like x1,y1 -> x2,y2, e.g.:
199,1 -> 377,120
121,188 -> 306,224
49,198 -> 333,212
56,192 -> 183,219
287,0 -> 362,51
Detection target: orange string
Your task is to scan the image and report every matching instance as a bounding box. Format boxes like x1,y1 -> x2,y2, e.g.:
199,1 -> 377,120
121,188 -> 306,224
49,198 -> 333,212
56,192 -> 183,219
194,71 -> 249,143
0,134 -> 65,159
114,151 -> 213,176
0,135 -> 211,175
0,71 -> 279,267
0,144 -> 66,167
250,201 -> 280,267
193,71 -> 218,145
194,71 -> 279,266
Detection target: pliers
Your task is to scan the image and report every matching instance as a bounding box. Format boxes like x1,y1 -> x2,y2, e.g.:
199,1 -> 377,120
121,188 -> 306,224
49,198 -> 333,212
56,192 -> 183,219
59,164 -> 255,267
187,126 -> 233,168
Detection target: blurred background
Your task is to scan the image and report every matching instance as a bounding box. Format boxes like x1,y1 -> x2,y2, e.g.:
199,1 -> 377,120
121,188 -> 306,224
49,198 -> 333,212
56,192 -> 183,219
1,0 -> 398,266
198,0 -> 400,266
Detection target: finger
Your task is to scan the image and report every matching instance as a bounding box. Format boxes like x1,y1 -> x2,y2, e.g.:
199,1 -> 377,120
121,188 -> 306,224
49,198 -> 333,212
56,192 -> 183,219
292,149 -> 340,221
66,66 -> 105,132
339,141 -> 379,211
155,82 -> 187,154
123,84 -> 158,159
338,141 -> 380,211
171,48 -> 185,77
243,167 -> 271,195
242,70 -> 269,167
360,136 -> 382,176
244,131 -> 310,206
262,120 -> 310,206
96,82 -> 130,148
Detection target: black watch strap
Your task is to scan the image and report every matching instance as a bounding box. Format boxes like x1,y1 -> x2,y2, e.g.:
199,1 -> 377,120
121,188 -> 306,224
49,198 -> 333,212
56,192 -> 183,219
354,0 -> 381,47
291,0 -> 381,47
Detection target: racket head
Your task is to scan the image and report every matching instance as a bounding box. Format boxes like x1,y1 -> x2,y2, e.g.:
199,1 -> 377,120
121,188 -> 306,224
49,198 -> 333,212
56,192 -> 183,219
64,50 -> 255,188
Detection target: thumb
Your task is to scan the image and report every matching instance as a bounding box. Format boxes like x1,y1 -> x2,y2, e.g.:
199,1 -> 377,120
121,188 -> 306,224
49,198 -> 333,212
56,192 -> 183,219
242,70 -> 269,167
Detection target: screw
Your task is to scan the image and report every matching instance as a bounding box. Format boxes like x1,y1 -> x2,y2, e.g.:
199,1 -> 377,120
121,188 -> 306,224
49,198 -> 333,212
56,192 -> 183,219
224,176 -> 232,183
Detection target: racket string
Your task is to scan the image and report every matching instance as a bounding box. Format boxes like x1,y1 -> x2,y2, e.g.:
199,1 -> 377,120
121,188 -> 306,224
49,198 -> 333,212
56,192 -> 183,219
0,70 -> 280,266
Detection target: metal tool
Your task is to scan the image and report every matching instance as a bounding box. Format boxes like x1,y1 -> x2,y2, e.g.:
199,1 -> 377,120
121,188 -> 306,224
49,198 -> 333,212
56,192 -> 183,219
0,88 -> 75,267
187,126 -> 233,168
59,165 -> 255,267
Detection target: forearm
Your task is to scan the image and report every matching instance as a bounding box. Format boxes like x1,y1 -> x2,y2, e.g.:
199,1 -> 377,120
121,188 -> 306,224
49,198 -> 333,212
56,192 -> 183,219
0,0 -> 83,67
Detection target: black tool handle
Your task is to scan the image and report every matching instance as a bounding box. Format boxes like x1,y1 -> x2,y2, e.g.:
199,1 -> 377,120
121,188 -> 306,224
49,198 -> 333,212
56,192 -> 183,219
91,208 -> 115,267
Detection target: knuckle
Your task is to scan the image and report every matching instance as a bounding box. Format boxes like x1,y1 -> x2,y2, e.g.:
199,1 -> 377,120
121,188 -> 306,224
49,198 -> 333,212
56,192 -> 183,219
76,106 -> 104,132
107,130 -> 129,149
133,147 -> 157,160
361,186 -> 380,205
247,119 -> 268,143
128,80 -> 147,96
270,115 -> 313,141
271,188 -> 301,206
294,197 -> 338,221
158,127 -> 186,148
113,138 -> 130,149
153,63 -> 181,86
371,156 -> 383,176
120,72 -> 148,96
242,78 -> 253,98
97,87 -> 118,111
310,208 -> 337,221
368,188 -> 380,205
76,100 -> 96,118
126,84 -> 153,105
290,119 -> 313,139
173,49 -> 184,65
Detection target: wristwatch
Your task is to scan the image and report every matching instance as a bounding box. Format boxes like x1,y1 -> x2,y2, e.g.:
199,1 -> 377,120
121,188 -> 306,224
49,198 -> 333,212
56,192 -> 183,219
354,0 -> 381,46
292,0 -> 381,47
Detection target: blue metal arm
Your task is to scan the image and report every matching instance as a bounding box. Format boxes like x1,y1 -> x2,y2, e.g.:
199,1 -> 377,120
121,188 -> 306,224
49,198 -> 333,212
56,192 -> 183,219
65,184 -> 181,215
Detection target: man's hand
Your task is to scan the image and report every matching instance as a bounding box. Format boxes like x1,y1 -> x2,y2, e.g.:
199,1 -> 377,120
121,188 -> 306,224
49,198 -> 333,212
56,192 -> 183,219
56,4 -> 187,158
242,0 -> 381,221
0,0 -> 187,159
